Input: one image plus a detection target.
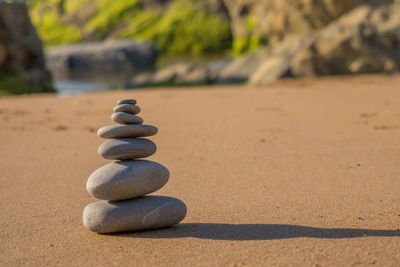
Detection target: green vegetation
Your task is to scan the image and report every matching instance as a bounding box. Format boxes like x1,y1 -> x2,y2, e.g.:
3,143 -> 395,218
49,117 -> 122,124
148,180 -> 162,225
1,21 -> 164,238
29,0 -> 82,45
233,35 -> 262,55
29,0 -> 232,55
34,13 -> 81,46
232,15 -> 262,55
87,0 -> 139,39
0,71 -> 55,95
120,1 -> 231,55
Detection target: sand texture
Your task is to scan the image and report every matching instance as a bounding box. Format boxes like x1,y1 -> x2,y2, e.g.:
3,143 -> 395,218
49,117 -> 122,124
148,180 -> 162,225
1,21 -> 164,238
1,75 -> 400,266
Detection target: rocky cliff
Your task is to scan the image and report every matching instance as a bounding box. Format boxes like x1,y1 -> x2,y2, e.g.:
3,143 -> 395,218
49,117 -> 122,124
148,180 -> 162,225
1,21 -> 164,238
130,0 -> 400,87
0,2 -> 53,94
26,0 -> 400,88
222,0 -> 388,54
218,1 -> 400,84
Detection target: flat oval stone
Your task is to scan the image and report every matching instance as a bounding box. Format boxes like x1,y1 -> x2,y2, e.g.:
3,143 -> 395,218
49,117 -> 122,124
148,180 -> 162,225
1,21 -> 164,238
111,112 -> 143,125
118,99 -> 137,105
97,125 -> 158,139
83,196 -> 187,233
98,138 -> 156,160
113,104 -> 140,114
87,160 -> 169,201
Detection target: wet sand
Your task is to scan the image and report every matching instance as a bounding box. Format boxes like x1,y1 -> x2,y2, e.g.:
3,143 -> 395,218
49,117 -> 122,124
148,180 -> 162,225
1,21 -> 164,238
1,74 -> 400,266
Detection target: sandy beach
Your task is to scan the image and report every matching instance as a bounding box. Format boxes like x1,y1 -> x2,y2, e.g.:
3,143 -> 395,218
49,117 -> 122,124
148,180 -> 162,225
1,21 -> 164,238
1,75 -> 400,266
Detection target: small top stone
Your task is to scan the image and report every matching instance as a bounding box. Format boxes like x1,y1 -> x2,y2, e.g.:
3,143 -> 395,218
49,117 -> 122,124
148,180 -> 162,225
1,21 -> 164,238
118,99 -> 137,105
113,104 -> 141,114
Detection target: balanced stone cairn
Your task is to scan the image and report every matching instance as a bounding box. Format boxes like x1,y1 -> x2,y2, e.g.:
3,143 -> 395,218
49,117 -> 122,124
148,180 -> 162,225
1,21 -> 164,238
83,99 -> 187,234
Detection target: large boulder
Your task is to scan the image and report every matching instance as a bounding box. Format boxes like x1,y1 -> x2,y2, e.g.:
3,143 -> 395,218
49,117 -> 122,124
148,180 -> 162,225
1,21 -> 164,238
0,2 -> 52,89
150,63 -> 209,85
46,40 -> 158,78
216,47 -> 270,83
218,1 -> 400,84
216,36 -> 311,83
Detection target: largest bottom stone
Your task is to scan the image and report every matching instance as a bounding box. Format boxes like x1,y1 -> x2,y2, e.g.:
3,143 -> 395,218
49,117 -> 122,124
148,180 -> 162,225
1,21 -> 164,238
83,196 -> 187,233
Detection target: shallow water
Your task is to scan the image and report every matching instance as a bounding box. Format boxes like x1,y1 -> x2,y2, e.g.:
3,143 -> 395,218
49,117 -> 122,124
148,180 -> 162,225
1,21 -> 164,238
54,78 -> 129,95
53,70 -> 137,95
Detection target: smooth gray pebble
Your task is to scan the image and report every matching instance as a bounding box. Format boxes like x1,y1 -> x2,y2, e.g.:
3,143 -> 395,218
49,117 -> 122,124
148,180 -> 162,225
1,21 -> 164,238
113,104 -> 140,114
98,138 -> 156,160
87,160 -> 169,201
83,196 -> 187,233
97,124 -> 158,139
111,112 -> 143,124
117,99 -> 137,105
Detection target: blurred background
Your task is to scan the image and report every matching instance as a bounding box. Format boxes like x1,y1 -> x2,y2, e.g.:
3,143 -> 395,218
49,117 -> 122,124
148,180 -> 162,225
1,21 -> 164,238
0,0 -> 399,95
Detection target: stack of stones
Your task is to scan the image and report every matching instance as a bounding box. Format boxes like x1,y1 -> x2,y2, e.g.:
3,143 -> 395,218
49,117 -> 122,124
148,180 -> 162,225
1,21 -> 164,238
83,99 -> 187,234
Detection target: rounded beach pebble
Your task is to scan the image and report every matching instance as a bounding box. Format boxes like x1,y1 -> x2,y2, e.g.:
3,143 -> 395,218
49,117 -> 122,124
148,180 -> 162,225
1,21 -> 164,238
117,99 -> 137,105
98,138 -> 156,160
83,196 -> 187,233
112,112 -> 143,124
97,125 -> 158,139
113,104 -> 140,114
87,160 -> 169,201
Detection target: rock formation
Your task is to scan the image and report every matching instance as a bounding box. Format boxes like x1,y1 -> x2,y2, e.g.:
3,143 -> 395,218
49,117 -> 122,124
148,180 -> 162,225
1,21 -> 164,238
222,0 -> 368,45
83,99 -> 186,234
0,2 -> 52,91
218,1 -> 400,84
46,41 -> 158,79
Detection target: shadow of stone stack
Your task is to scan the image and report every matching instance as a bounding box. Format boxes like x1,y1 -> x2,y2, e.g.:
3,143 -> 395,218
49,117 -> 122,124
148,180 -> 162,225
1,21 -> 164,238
83,99 -> 187,234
